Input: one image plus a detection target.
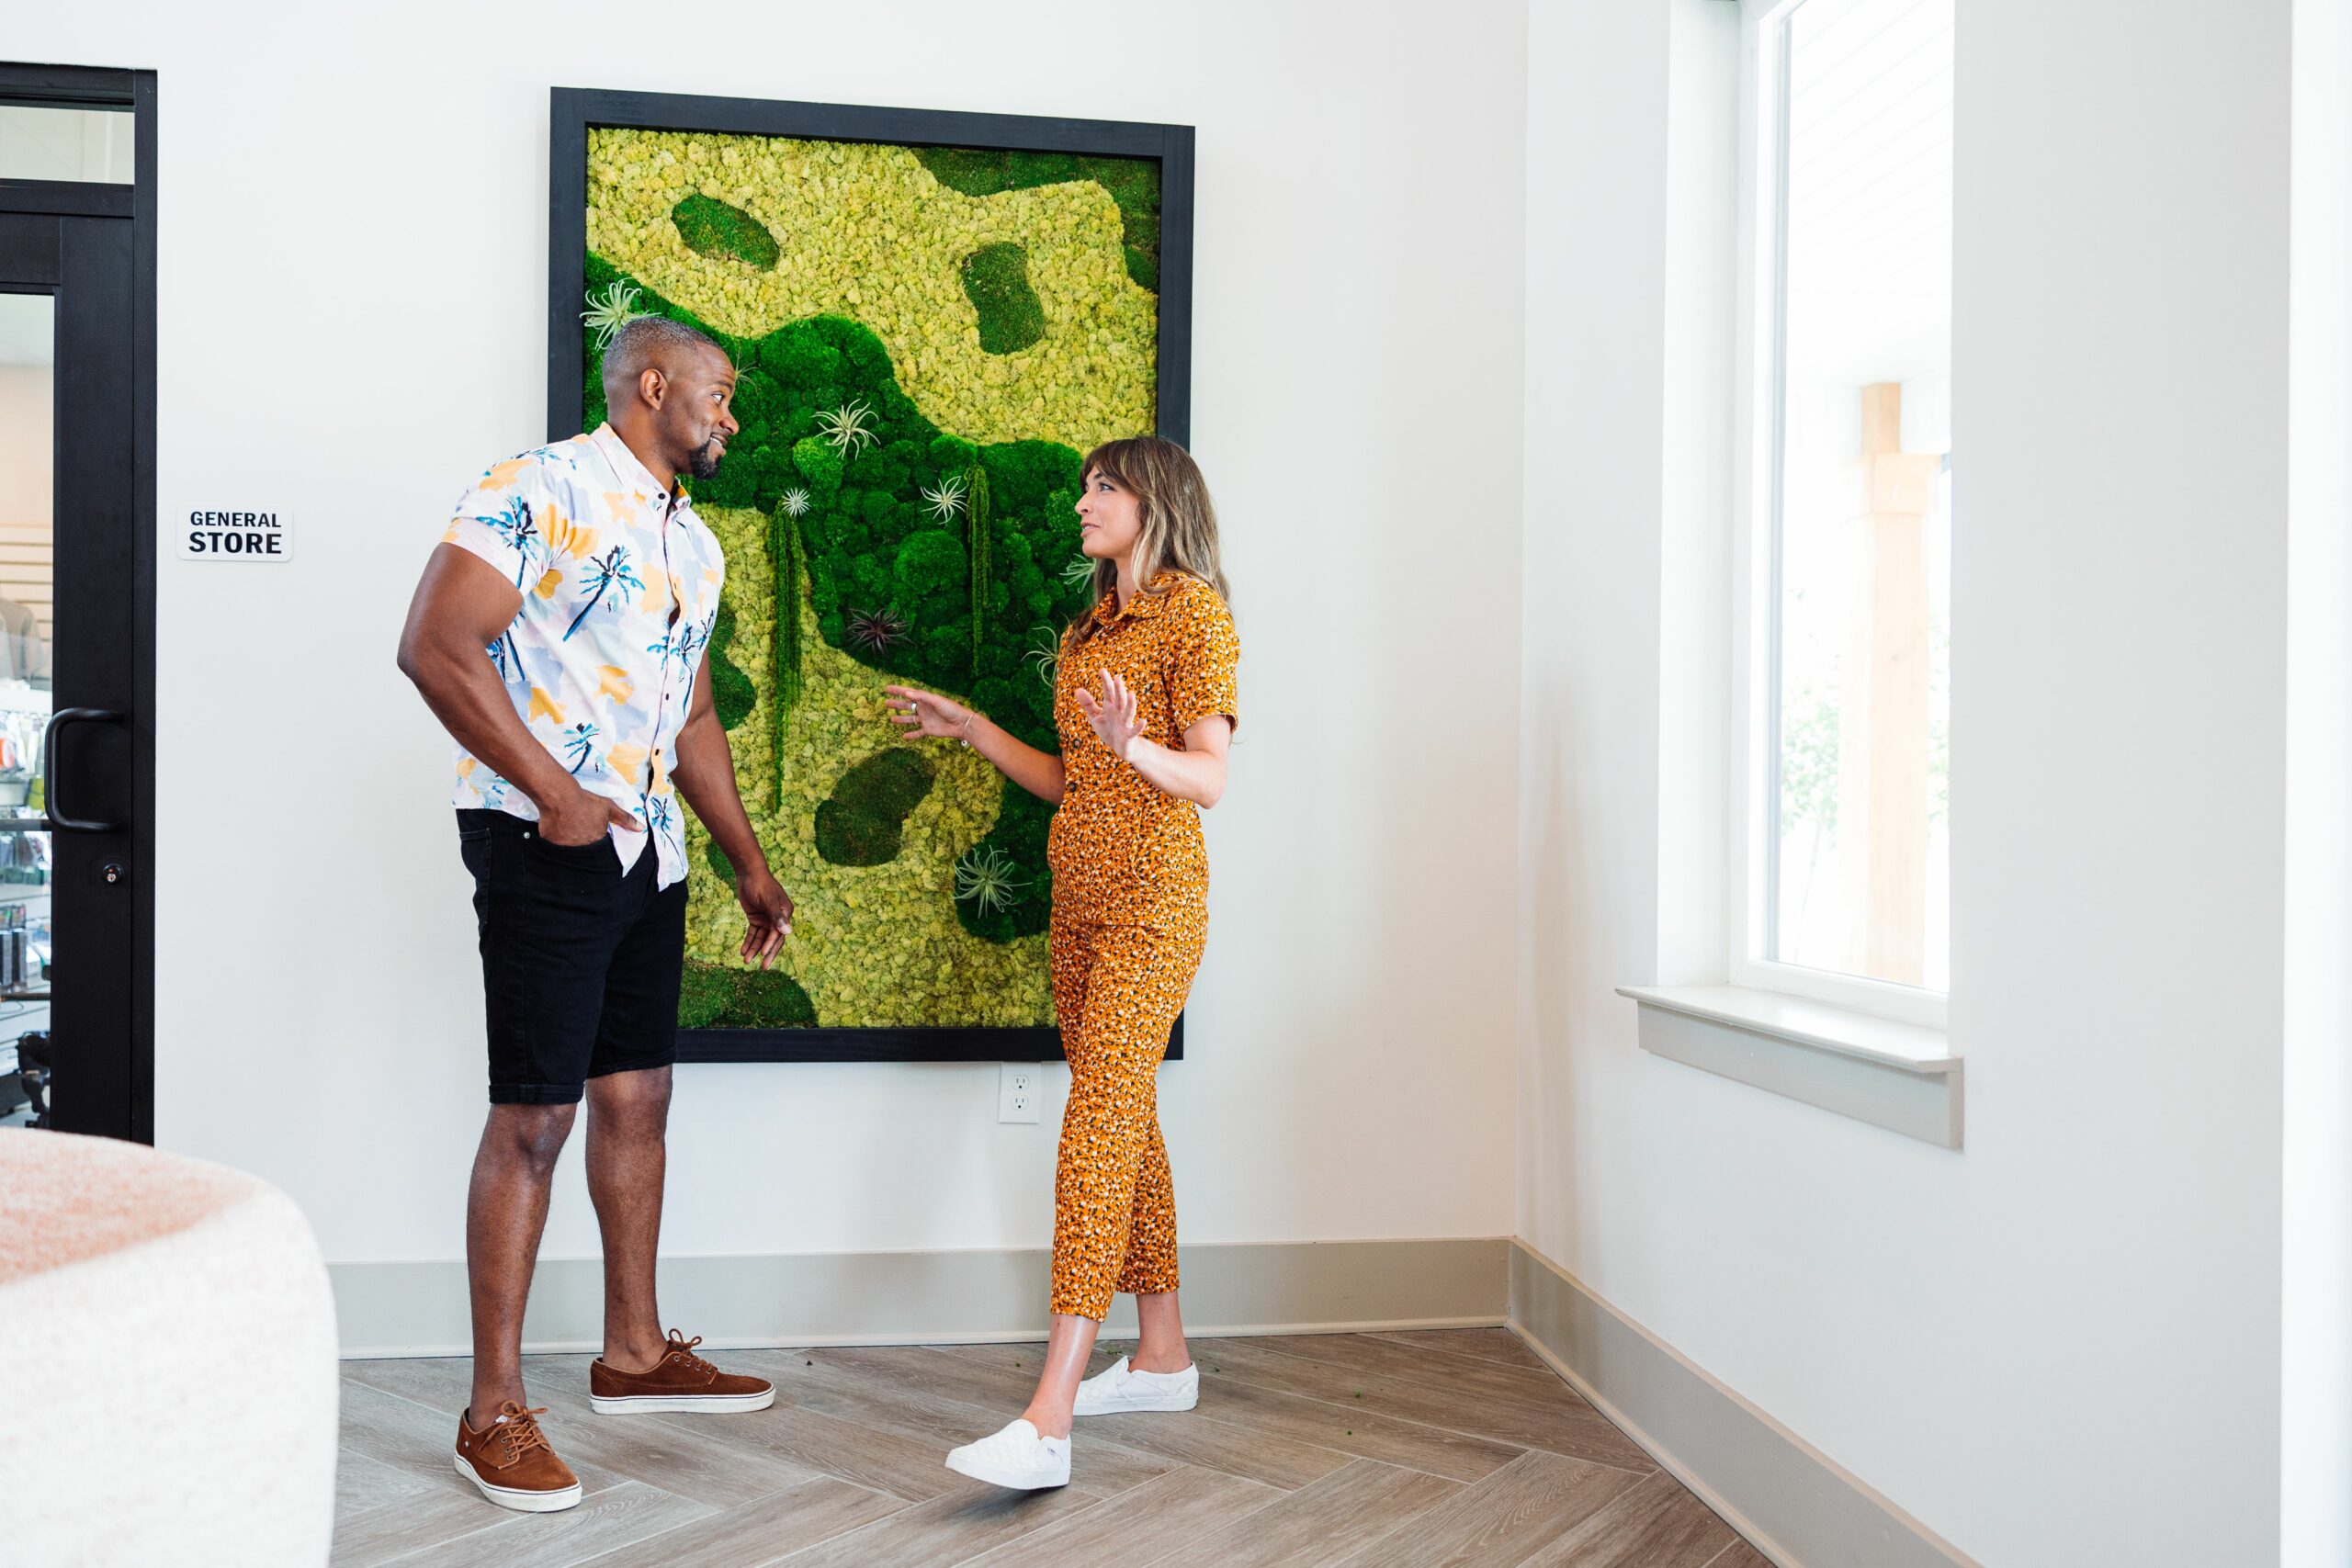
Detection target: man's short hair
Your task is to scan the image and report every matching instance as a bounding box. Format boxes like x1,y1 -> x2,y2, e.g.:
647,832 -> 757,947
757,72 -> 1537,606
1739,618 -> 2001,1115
602,315 -> 727,408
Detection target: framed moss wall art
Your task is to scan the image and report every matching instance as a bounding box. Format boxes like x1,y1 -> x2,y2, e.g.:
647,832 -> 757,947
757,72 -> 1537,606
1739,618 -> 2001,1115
547,88 -> 1194,1064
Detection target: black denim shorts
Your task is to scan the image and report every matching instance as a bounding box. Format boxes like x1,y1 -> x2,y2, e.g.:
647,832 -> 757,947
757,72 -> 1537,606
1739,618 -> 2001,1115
457,809 -> 687,1104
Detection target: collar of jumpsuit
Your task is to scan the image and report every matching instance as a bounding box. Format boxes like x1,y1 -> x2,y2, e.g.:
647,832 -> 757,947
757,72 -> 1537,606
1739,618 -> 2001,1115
1090,569 -> 1182,629
440,423 -> 727,891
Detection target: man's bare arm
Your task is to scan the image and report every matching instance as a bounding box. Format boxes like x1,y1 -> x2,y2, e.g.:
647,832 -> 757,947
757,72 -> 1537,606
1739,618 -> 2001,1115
395,543 -> 638,845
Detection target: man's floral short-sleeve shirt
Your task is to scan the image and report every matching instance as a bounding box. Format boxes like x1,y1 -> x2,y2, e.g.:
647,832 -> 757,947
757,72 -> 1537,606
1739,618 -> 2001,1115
438,423 -> 724,890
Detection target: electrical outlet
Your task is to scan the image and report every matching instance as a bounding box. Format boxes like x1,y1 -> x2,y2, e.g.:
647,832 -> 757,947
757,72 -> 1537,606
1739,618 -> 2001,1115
998,1063 -> 1041,1123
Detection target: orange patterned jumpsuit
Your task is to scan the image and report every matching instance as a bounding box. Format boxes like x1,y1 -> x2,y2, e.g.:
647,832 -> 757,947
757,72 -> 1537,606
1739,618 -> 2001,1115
1045,570 -> 1240,1320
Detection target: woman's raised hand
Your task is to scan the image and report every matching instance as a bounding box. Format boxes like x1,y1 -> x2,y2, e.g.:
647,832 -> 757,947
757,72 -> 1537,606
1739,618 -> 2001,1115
883,684 -> 974,741
1074,671 -> 1144,761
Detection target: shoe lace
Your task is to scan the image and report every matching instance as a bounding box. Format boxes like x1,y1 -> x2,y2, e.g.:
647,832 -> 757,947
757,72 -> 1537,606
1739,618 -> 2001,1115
492,1402 -> 554,1460
662,1328 -> 715,1375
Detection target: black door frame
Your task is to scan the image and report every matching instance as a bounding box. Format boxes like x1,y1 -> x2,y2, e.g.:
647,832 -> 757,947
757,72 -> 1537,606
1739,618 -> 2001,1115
0,62 -> 158,1143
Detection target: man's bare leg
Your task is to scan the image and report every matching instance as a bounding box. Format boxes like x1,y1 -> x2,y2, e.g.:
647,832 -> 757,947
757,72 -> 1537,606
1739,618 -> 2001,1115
585,1065 -> 673,1371
467,1102 -> 577,1424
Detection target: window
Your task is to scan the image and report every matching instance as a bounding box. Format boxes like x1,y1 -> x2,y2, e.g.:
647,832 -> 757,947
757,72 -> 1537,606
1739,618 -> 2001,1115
1736,0 -> 1953,1021
0,105 -> 133,184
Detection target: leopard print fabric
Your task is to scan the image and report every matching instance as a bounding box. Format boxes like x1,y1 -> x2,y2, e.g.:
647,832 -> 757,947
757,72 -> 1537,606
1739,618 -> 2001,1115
1044,571 -> 1238,1320
1047,913 -> 1203,1315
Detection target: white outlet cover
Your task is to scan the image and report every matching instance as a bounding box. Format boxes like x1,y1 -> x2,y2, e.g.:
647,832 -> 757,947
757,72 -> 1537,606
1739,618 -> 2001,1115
998,1063 -> 1041,1123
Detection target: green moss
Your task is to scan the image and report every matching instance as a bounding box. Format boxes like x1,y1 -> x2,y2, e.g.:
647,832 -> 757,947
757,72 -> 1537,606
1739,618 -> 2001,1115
679,960 -> 818,1029
912,146 -> 1012,197
960,243 -> 1046,355
705,839 -> 738,886
956,786 -> 1055,942
814,748 -> 937,866
792,435 -> 845,497
894,528 -> 967,607
709,602 -> 756,732
912,146 -> 1161,294
580,261 -> 1105,942
671,193 -> 781,270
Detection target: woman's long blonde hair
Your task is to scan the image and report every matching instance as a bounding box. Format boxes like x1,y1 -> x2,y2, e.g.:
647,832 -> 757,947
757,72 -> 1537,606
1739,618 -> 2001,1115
1063,435 -> 1230,652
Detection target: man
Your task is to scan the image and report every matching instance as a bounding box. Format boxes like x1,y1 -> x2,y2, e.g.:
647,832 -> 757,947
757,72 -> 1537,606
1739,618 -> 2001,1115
396,315 -> 793,1513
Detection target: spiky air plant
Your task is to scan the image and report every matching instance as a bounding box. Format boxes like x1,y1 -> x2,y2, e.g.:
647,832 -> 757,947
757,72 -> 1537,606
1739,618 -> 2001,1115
1061,553 -> 1100,591
780,487 -> 812,518
953,845 -> 1029,914
582,280 -> 645,350
816,399 -> 880,456
1023,624 -> 1061,689
921,472 -> 967,524
846,607 -> 910,655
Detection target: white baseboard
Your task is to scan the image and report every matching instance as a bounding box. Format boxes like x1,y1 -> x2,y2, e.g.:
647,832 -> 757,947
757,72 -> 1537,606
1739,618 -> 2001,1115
1509,1240 -> 1982,1568
331,1236 -> 1509,1359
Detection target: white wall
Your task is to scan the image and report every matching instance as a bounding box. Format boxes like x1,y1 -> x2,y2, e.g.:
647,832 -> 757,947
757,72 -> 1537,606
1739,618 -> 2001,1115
10,0 -> 1525,1268
1523,0 -> 2291,1562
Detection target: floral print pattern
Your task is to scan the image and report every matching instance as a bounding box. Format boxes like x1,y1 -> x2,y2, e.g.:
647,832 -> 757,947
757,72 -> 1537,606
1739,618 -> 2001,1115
440,424 -> 725,889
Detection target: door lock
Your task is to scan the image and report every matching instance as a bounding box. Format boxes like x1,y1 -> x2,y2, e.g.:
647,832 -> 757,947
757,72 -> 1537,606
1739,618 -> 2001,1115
100,860 -> 124,886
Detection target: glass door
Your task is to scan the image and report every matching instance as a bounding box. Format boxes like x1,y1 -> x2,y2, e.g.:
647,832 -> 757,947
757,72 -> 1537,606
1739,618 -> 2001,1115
0,291 -> 56,1128
0,69 -> 156,1141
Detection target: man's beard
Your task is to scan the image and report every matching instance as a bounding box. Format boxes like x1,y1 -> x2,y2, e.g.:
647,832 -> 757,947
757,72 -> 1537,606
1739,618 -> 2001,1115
686,436 -> 724,479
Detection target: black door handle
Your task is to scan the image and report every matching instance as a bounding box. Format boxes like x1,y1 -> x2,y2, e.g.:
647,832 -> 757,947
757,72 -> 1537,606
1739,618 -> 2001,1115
42,708 -> 124,833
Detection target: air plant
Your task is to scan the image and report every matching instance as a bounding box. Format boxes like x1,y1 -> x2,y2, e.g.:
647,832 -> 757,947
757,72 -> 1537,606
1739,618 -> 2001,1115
846,607 -> 910,654
780,488 -> 811,519
1023,624 -> 1061,689
921,472 -> 967,524
954,845 -> 1029,914
581,280 -> 645,350
1060,554 -> 1099,591
816,399 -> 880,456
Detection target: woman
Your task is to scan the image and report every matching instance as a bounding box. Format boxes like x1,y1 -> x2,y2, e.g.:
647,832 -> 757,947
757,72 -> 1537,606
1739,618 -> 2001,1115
885,435 -> 1239,1491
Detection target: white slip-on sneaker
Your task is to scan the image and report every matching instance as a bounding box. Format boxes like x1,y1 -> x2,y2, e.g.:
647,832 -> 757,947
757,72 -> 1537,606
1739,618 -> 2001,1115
1073,1356 -> 1200,1416
944,1417 -> 1072,1491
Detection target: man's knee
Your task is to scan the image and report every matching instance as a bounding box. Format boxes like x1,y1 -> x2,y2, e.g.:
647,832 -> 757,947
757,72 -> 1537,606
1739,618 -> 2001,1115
588,1064 -> 673,1124
484,1102 -> 577,1175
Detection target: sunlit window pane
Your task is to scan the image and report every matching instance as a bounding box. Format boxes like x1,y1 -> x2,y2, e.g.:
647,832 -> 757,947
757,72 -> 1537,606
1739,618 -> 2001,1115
1768,0 -> 1952,990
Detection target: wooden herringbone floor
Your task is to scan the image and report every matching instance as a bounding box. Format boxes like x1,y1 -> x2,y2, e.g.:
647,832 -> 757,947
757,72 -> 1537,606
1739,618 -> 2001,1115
334,1330 -> 1770,1567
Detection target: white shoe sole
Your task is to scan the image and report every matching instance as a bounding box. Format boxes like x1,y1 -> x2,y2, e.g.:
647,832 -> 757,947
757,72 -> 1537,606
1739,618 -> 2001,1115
589,1387 -> 776,1415
455,1451 -> 582,1512
944,1449 -> 1071,1491
1075,1388 -> 1199,1416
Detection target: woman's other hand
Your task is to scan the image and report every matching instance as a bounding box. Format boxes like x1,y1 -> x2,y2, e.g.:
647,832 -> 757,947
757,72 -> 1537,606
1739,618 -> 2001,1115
884,684 -> 974,741
1074,671 -> 1143,761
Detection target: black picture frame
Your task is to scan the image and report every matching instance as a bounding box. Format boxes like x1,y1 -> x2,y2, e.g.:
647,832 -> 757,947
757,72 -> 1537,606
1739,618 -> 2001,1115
547,86 -> 1194,1066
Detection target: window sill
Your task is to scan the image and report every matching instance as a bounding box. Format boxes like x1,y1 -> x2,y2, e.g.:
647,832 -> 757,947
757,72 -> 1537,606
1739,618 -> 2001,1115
1615,985 -> 1962,1149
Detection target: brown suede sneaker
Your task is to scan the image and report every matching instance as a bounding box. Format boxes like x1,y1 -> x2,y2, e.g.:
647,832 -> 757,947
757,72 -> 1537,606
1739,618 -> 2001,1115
454,1402 -> 582,1513
589,1328 -> 776,1415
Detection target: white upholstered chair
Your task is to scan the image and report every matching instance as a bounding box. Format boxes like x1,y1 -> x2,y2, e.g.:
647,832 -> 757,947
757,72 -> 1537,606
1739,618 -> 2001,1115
0,1128 -> 337,1565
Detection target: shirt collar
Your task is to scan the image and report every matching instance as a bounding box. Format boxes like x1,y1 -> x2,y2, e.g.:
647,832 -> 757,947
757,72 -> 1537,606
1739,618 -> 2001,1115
589,423 -> 686,509
1091,570 -> 1182,628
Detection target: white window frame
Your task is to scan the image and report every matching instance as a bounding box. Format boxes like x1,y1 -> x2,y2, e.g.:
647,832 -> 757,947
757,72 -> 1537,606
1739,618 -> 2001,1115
1725,0 -> 1949,1032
